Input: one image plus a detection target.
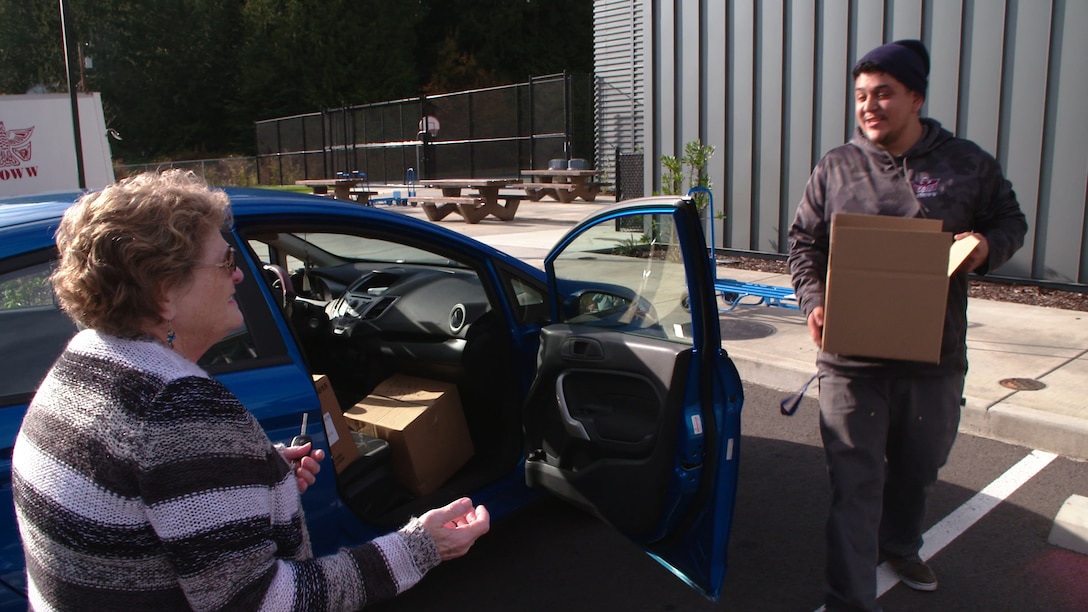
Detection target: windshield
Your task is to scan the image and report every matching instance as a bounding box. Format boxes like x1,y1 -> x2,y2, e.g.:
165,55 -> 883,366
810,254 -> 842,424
248,232 -> 469,270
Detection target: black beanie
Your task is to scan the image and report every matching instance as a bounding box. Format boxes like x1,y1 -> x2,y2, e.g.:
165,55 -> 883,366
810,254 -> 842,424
854,39 -> 930,96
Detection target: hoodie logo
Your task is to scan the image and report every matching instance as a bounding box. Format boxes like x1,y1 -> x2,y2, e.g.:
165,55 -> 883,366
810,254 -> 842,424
912,177 -> 940,199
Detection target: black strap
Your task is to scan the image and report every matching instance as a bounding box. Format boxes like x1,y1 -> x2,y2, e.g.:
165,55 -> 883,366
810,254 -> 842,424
780,373 -> 818,416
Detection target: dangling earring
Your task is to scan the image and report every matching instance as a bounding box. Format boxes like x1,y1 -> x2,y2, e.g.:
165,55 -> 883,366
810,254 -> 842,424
165,327 -> 176,349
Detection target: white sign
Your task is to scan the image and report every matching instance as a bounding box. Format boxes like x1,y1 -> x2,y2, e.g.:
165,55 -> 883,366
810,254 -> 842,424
0,93 -> 115,197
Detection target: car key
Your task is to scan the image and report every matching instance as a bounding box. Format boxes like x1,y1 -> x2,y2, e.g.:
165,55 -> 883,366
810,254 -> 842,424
291,413 -> 313,447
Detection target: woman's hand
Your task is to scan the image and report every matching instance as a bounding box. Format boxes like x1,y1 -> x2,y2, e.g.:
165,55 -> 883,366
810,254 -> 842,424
282,443 -> 325,494
419,497 -> 491,561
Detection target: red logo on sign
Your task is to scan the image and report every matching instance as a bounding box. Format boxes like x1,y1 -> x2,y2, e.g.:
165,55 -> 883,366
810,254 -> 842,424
0,122 -> 34,168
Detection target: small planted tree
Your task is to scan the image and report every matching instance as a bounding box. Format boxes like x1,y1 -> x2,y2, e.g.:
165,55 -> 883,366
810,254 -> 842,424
658,139 -> 716,212
682,140 -> 715,212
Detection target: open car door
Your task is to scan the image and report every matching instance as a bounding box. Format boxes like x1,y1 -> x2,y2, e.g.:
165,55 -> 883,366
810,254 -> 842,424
524,196 -> 745,600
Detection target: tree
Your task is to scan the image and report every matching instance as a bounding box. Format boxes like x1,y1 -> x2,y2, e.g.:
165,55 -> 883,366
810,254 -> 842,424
0,0 -> 67,94
0,0 -> 592,161
415,0 -> 593,93
94,0 -> 251,159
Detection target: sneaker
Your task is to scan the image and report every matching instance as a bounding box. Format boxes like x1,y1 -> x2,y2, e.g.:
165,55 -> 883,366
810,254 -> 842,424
884,554 -> 938,592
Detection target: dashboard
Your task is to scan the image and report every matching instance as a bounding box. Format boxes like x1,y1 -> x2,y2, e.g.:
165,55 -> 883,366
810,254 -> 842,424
325,266 -> 489,341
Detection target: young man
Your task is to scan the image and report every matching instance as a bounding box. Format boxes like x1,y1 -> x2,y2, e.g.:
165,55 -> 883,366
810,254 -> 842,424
787,40 -> 1027,612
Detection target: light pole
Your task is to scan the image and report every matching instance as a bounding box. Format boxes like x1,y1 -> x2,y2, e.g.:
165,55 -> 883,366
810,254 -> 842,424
59,0 -> 86,189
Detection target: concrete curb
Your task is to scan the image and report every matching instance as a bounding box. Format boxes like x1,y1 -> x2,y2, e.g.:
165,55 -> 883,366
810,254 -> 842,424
730,356 -> 816,399
732,364 -> 1088,462
1048,494 -> 1088,555
961,397 -> 1088,461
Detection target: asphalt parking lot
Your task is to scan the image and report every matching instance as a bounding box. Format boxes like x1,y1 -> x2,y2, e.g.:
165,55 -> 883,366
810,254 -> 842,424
369,382 -> 1088,612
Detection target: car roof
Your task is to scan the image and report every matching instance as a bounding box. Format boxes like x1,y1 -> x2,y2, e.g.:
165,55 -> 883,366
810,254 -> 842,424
0,187 -> 539,275
0,187 -> 389,228
0,193 -> 80,228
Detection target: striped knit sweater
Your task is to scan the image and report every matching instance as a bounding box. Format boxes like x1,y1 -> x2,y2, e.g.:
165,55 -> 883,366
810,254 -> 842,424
13,330 -> 440,611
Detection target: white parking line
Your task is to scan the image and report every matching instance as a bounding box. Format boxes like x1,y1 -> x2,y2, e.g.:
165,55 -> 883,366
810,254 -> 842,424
815,449 -> 1059,611
876,449 -> 1058,595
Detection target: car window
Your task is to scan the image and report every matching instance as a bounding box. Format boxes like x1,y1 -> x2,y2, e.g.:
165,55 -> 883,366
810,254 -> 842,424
551,213 -> 694,345
506,276 -> 548,324
0,259 -> 77,400
0,252 -> 267,403
0,260 -> 54,309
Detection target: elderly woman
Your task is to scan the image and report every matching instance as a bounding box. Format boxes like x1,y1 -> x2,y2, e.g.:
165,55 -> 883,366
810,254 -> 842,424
12,170 -> 489,611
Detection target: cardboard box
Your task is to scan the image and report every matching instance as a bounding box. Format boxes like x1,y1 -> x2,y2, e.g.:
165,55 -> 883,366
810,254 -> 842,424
822,213 -> 979,363
313,374 -> 360,474
344,374 -> 474,496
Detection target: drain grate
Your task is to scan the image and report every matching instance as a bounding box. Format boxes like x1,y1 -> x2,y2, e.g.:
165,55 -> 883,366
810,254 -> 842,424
999,378 -> 1047,391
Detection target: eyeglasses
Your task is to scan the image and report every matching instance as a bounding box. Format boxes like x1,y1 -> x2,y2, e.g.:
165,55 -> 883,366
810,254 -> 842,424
195,246 -> 237,274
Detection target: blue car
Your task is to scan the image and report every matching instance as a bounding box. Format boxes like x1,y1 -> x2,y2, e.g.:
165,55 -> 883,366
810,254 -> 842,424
0,188 -> 744,606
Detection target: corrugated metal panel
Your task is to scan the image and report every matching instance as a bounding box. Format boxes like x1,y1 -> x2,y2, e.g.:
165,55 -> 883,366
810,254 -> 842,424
594,0 -> 645,187
728,1 -> 756,250
1041,0 -> 1088,284
594,0 -> 1088,286
705,1 -> 727,245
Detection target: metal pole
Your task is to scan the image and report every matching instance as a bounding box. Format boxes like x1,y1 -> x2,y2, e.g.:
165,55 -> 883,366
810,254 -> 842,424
59,0 -> 86,188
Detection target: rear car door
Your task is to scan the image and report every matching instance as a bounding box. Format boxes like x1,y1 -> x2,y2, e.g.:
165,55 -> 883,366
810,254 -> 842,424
524,196 -> 744,600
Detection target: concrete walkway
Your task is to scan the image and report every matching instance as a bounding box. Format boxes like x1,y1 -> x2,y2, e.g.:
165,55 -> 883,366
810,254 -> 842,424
379,190 -> 1088,462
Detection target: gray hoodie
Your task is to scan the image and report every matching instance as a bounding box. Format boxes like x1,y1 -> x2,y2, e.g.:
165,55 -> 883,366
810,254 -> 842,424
788,118 -> 1027,375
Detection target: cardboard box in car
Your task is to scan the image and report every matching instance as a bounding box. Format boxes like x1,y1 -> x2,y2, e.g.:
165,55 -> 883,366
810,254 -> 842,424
344,374 -> 474,496
313,374 -> 360,474
822,213 -> 979,363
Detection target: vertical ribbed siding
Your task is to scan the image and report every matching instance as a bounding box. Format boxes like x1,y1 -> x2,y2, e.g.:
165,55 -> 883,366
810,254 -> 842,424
597,0 -> 1088,286
593,0 -> 645,187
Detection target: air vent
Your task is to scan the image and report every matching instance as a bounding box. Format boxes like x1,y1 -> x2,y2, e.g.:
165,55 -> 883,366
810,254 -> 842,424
449,303 -> 467,333
362,296 -> 397,319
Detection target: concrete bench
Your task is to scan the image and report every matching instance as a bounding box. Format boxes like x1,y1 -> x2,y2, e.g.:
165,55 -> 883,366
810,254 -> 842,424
520,182 -> 578,191
521,181 -> 608,202
406,195 -> 521,224
347,190 -> 378,204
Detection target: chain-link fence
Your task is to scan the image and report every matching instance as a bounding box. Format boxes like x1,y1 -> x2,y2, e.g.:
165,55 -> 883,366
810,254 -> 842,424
115,157 -> 259,186
255,72 -> 594,185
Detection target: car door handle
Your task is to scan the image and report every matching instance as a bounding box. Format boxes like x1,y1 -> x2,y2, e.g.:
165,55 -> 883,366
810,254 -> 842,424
562,337 -> 603,360
555,372 -> 591,441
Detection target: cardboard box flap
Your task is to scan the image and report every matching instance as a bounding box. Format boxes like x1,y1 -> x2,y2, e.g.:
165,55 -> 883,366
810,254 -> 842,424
948,234 -> 981,276
372,374 -> 451,402
347,401 -> 427,430
830,226 -> 950,274
831,212 -> 942,232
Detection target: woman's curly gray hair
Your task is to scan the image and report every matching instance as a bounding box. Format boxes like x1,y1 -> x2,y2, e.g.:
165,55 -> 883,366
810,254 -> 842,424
51,169 -> 233,337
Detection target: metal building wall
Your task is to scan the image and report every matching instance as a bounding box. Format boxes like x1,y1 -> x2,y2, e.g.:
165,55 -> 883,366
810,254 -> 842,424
593,0 -> 647,185
603,0 -> 1088,286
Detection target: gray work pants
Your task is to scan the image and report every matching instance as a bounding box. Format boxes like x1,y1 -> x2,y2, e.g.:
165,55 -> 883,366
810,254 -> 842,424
819,371 -> 964,612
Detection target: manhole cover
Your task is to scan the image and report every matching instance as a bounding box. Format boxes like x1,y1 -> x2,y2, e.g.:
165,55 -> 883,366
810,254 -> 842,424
999,378 -> 1047,391
720,319 -> 777,341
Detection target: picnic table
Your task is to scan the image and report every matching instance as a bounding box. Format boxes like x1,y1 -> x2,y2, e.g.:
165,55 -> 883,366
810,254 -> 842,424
295,179 -> 376,204
519,169 -> 607,203
410,178 -> 523,224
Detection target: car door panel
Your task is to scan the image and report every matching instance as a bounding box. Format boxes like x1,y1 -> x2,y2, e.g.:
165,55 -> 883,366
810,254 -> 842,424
526,197 -> 744,601
526,325 -> 689,535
